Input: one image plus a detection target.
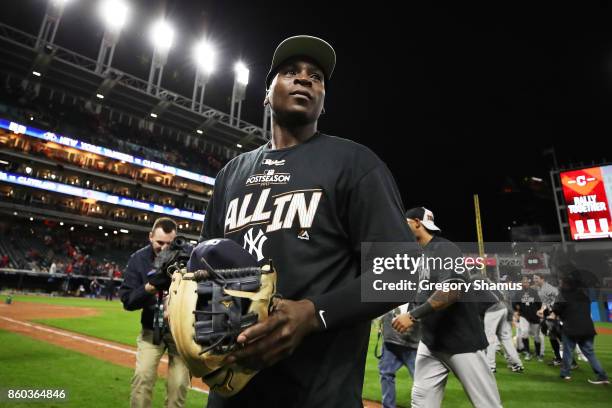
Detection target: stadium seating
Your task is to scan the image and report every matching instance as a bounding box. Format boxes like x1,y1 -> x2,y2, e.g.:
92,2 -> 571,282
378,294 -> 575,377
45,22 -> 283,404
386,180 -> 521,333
0,83 -> 229,178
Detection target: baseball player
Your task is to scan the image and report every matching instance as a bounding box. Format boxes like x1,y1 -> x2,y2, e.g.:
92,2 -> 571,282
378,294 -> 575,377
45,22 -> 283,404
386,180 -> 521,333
484,289 -> 524,373
200,35 -> 416,407
392,207 -> 502,408
513,276 -> 543,361
532,273 -> 562,364
119,217 -> 190,408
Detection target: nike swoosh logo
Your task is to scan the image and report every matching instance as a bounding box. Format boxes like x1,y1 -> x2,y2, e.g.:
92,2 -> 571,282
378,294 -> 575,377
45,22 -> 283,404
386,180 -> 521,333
319,310 -> 327,329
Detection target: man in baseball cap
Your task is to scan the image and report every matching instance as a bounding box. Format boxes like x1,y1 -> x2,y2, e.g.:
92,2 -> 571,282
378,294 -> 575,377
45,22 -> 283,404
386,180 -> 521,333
201,34 -> 417,407
265,35 -> 336,89
394,207 -> 502,407
405,207 -> 441,235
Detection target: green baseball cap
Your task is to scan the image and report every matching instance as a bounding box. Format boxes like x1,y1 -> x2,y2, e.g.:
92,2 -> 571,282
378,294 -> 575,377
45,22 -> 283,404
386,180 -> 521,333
266,35 -> 336,89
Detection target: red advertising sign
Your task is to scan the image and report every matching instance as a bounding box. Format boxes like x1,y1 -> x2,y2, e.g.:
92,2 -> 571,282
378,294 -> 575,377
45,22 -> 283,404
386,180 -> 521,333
560,166 -> 612,240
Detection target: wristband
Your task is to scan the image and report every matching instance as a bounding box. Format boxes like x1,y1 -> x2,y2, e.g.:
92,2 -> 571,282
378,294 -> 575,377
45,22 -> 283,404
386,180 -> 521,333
409,301 -> 434,320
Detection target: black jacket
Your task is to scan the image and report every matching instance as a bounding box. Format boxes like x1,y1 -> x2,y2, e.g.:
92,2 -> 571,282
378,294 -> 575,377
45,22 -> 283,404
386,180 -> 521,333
552,288 -> 597,340
119,245 -> 157,330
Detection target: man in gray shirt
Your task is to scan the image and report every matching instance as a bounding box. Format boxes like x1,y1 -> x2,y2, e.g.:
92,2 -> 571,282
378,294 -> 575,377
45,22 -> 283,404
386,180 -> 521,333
378,304 -> 421,408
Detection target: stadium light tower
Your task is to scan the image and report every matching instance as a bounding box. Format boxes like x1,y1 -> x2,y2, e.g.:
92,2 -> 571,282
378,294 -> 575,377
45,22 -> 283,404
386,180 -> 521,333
192,39 -> 216,113
230,62 -> 249,127
147,18 -> 174,96
36,0 -> 74,49
96,0 -> 129,74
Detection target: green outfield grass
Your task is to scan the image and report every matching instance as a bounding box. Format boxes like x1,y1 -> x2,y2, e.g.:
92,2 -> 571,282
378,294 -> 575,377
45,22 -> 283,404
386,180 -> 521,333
1,294 -> 141,345
2,294 -> 612,407
363,321 -> 612,407
0,329 -> 207,408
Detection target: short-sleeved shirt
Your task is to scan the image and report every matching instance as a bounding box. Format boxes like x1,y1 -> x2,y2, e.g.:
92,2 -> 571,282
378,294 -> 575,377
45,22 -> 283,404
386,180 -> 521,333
416,236 -> 488,354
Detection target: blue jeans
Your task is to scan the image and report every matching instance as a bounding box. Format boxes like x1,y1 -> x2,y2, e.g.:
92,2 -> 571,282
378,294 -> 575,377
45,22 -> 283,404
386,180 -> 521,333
561,335 -> 608,380
378,342 -> 417,408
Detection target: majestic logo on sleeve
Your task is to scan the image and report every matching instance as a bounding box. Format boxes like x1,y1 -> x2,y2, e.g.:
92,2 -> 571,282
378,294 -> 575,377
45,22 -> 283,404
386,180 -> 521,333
262,159 -> 285,166
245,169 -> 291,186
225,188 -> 322,235
297,229 -> 310,241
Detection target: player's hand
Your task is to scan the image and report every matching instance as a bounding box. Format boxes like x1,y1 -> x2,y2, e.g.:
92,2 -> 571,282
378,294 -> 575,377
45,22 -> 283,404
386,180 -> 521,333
226,298 -> 320,370
536,309 -> 544,318
147,268 -> 171,291
392,313 -> 414,333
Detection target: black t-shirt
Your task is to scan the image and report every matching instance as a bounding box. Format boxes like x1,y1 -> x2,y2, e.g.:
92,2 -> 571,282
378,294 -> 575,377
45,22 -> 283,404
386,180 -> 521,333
201,132 -> 415,408
513,288 -> 542,324
416,236 -> 488,354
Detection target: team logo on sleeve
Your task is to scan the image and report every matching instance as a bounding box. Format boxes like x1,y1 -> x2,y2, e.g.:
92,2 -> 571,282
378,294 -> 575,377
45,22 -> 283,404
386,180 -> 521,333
416,264 -> 430,294
245,169 -> 291,186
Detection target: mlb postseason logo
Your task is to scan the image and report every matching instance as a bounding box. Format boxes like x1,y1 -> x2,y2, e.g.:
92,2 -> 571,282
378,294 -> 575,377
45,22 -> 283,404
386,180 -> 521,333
245,169 -> 291,186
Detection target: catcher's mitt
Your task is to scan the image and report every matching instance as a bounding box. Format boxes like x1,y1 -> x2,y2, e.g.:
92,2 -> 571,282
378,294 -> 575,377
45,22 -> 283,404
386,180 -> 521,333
167,238 -> 277,397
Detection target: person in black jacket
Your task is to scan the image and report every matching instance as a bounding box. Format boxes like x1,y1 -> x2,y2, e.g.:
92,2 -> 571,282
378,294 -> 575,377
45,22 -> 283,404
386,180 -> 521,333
552,271 -> 609,384
119,217 -> 190,408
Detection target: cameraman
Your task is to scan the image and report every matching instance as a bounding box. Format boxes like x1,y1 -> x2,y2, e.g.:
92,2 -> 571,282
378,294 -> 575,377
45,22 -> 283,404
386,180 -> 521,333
119,217 -> 190,408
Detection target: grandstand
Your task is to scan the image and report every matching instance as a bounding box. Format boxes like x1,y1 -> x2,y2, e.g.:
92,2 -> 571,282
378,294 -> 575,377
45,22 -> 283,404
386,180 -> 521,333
0,10 -> 269,295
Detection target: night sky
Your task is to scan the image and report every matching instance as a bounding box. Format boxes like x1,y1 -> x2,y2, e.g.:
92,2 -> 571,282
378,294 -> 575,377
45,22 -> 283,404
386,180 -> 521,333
1,1 -> 611,241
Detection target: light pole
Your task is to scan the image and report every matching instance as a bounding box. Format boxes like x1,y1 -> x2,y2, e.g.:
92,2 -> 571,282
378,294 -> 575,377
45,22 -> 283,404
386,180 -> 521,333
147,19 -> 174,96
230,62 -> 249,127
192,39 -> 216,113
96,0 -> 129,74
36,0 -> 73,49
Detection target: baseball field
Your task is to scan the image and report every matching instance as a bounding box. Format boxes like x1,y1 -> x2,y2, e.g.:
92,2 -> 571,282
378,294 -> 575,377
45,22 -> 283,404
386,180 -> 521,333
1,294 -> 611,408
